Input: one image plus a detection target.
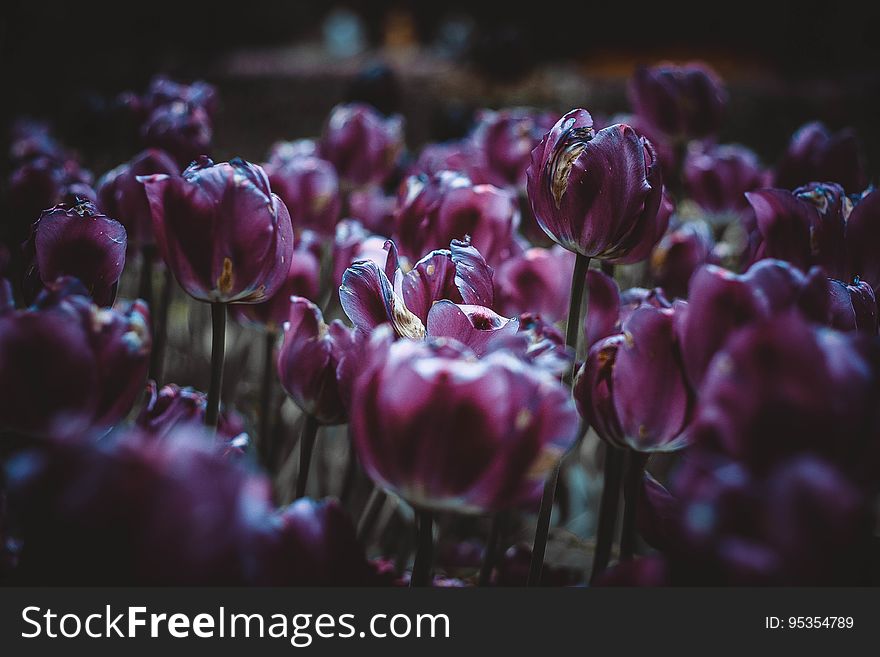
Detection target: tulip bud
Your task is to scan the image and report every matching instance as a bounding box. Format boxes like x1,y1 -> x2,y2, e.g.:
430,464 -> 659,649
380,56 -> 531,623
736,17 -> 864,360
683,144 -> 766,215
22,200 -> 127,306
650,220 -> 717,299
277,297 -> 355,425
141,157 -> 294,304
320,103 -> 404,187
469,108 -> 557,189
774,121 -> 867,193
97,149 -> 179,251
266,153 -> 341,236
142,75 -> 218,117
333,219 -> 389,287
0,279 -> 150,438
527,111 -> 668,263
628,62 -> 727,140
350,333 -> 579,513
141,101 -> 213,167
844,189 -> 880,292
348,185 -> 396,236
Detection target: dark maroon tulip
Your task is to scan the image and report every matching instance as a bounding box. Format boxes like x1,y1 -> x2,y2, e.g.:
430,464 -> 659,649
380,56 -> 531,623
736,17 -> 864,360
683,144 -> 767,215
96,149 -> 179,251
0,279 -> 150,438
141,101 -> 213,167
8,119 -> 67,166
233,238 -> 321,331
348,185 -> 397,236
142,75 -> 219,117
527,111 -> 668,263
394,170 -> 521,267
277,297 -> 354,425
494,245 -> 573,322
22,200 -> 127,306
690,312 -> 877,475
845,189 -> 880,292
319,103 -> 404,187
469,107 -> 557,189
332,218 -> 389,287
628,62 -> 727,140
141,157 -> 294,303
675,260 -> 833,388
409,141 -> 487,183
136,381 -> 250,457
266,153 -> 341,236
266,138 -> 318,166
650,220 -> 717,299
774,121 -> 867,193
826,278 -> 878,334
254,498 -> 374,585
350,331 -> 579,513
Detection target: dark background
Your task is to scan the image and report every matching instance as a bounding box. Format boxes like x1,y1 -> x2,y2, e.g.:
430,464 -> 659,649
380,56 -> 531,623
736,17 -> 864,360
2,0 -> 879,176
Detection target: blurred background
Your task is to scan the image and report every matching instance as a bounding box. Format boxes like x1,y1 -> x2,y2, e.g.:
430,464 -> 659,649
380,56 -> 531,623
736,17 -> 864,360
2,0 -> 880,176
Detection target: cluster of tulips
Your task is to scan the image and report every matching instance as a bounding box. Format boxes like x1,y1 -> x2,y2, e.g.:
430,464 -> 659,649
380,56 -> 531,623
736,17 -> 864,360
1,62 -> 878,586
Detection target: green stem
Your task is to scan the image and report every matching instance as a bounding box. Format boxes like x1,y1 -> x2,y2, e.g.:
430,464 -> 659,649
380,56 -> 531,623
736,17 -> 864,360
205,302 -> 226,429
258,329 -> 277,471
589,444 -> 625,584
479,512 -> 506,587
294,414 -> 320,499
619,451 -> 647,561
410,510 -> 435,587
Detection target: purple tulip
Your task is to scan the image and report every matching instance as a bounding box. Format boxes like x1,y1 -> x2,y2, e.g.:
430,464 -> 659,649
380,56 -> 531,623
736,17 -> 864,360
141,75 -> 218,117
333,219 -> 389,287
8,119 -> 68,166
469,108 -> 557,189
97,149 -> 179,251
0,278 -> 150,438
494,245 -> 574,321
348,185 -> 397,237
650,220 -> 717,299
683,144 -> 767,215
319,103 -> 404,187
141,101 -> 213,167
409,141 -> 488,183
277,297 -> 355,425
394,170 -> 521,267
266,138 -> 318,166
774,121 -> 867,193
233,238 -> 321,331
628,62 -> 727,140
22,200 -> 127,306
844,189 -> 880,292
141,157 -> 294,303
826,278 -> 878,334
527,111 -> 669,263
136,381 -> 250,457
350,331 -> 579,513
266,153 -> 341,236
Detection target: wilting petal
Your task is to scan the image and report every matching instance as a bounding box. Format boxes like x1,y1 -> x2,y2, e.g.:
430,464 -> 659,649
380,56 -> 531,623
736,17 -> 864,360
401,249 -> 458,324
340,260 -> 425,339
450,237 -> 495,307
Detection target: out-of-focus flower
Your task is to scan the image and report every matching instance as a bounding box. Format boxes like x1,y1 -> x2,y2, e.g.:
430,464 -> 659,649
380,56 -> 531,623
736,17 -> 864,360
319,103 -> 404,187
333,219 -> 389,287
141,101 -> 213,167
773,121 -> 867,193
348,185 -> 396,236
409,141 -> 487,182
266,153 -> 341,236
628,62 -> 727,140
266,139 -> 318,166
394,170 -> 521,267
136,381 -> 249,458
493,245 -> 574,321
277,297 -> 355,425
233,237 -> 321,331
22,200 -> 127,306
141,157 -> 294,303
97,149 -> 179,251
469,108 -> 557,189
141,75 -> 218,117
650,220 -> 717,299
340,238 -> 517,355
843,189 -> 880,293
350,331 -> 579,513
0,278 -> 150,438
683,144 -> 767,216
527,111 -> 669,263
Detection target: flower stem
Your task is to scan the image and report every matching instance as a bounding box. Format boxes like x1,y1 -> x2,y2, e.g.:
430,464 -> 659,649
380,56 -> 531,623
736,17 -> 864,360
149,267 -> 173,384
138,246 -> 154,311
258,329 -> 277,471
590,443 -> 624,583
205,302 -> 226,429
528,252 -> 591,587
356,486 -> 385,542
619,451 -> 647,561
295,413 -> 320,499
479,512 -> 507,586
410,510 -> 435,587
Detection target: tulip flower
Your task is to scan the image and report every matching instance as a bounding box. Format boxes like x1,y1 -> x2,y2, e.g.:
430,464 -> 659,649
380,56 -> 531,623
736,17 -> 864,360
773,121 -> 867,193
494,245 -> 574,322
141,101 -> 213,167
333,219 -> 390,287
526,111 -> 668,264
277,297 -> 356,497
469,108 -> 557,189
628,62 -> 727,141
142,156 -> 294,428
350,328 -> 579,582
410,141 -> 487,182
683,144 -> 767,216
0,278 -> 150,438
394,170 -> 522,267
348,185 -> 396,236
826,277 -> 878,334
319,102 -> 404,187
141,75 -> 218,117
843,189 -> 880,293
650,220 -> 717,299
22,200 -> 127,307
266,153 -> 341,236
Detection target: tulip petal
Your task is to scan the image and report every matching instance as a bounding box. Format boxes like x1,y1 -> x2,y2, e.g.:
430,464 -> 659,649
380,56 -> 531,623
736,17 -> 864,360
426,300 -> 517,356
